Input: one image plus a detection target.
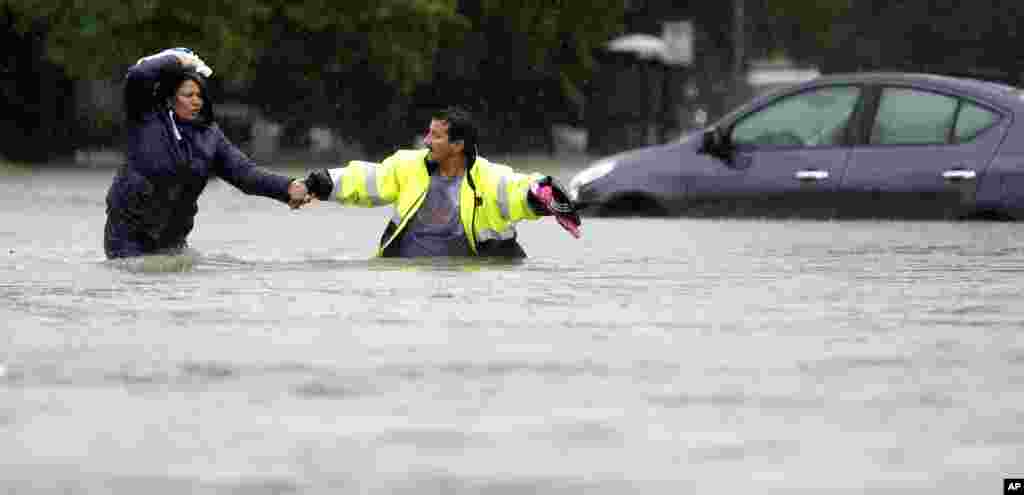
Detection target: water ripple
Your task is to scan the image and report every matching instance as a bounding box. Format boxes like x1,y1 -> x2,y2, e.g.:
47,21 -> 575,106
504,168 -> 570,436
689,439 -> 796,462
292,378 -> 376,399
435,360 -> 612,379
178,361 -> 237,382
649,392 -> 824,409
798,355 -> 913,377
377,428 -> 484,450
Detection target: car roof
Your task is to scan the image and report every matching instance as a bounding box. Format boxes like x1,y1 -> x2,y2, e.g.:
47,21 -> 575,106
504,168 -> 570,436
811,71 -> 1022,99
718,71 -> 1024,126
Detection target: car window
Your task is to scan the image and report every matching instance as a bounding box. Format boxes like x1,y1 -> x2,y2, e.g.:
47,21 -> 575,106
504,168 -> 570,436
954,101 -> 1000,142
870,88 -> 957,145
731,85 -> 861,149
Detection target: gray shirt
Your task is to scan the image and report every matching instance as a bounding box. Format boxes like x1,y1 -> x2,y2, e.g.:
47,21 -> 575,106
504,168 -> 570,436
396,174 -> 471,257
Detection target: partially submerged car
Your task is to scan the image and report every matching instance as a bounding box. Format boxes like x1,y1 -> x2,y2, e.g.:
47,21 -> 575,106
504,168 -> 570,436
569,72 -> 1024,220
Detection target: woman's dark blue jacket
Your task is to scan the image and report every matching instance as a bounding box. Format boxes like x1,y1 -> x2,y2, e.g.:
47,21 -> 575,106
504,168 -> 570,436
104,54 -> 292,258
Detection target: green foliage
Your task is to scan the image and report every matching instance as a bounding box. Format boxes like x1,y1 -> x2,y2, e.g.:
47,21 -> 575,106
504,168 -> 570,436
2,0 -> 624,157
4,0 -> 621,93
760,0 -> 854,61
3,0 -> 462,88
0,157 -> 30,175
247,0 -> 623,155
476,0 -> 623,97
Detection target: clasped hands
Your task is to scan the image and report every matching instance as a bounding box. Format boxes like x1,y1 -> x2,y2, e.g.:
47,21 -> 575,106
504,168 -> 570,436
287,179 -> 314,210
288,169 -> 333,209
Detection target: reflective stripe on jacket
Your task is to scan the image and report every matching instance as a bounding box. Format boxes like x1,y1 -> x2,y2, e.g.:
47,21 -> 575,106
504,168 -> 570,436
328,149 -> 543,257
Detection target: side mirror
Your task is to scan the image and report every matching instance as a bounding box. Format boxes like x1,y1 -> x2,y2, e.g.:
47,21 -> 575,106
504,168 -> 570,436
699,128 -> 731,160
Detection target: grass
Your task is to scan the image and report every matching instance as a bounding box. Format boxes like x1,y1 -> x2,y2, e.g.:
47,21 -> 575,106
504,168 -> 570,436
0,159 -> 31,175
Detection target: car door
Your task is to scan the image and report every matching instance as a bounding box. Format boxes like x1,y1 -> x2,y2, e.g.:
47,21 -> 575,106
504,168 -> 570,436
687,85 -> 863,218
838,85 -> 1009,219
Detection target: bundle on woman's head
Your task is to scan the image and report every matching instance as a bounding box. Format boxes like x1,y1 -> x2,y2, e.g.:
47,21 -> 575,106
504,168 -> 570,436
137,47 -> 213,78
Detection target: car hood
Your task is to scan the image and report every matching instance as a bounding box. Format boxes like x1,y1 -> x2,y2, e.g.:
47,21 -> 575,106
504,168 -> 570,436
571,129 -> 729,207
604,132 -> 706,170
605,136 -> 701,165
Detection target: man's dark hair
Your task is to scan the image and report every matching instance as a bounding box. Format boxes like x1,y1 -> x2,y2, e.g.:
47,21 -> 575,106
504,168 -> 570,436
432,106 -> 478,159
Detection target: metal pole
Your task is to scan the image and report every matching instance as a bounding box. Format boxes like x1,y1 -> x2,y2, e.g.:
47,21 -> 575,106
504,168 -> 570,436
733,0 -> 745,103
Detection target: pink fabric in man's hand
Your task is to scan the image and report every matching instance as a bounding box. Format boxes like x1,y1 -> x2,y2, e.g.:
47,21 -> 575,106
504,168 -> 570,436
554,213 -> 581,238
530,182 -> 581,238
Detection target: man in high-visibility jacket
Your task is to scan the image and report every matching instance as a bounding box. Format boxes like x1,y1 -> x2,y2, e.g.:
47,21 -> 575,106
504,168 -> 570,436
302,107 -> 581,257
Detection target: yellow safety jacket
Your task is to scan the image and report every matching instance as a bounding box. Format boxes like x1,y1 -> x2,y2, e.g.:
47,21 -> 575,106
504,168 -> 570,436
328,148 -> 544,257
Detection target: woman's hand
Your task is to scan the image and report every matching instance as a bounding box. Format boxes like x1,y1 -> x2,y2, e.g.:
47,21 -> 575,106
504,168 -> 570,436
287,180 -> 313,209
172,49 -> 213,77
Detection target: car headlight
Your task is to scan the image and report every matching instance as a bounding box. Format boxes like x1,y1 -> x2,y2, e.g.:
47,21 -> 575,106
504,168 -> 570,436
568,158 -> 617,201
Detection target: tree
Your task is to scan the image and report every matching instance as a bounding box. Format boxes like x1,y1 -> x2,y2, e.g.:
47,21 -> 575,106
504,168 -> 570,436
3,0 -> 624,159
824,0 -> 1024,83
759,0 -> 853,66
3,0 -> 463,86
0,5 -> 77,162
755,0 -> 1024,84
417,0 -> 625,154
249,0 -> 625,157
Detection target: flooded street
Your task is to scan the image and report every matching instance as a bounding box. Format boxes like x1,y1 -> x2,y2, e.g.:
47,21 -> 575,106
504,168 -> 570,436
1,167 -> 1023,494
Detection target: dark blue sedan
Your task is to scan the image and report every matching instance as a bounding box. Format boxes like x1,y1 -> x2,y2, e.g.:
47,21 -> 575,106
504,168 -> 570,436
569,72 -> 1024,220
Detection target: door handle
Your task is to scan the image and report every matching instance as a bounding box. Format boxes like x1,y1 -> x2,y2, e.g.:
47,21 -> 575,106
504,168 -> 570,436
942,169 -> 977,181
795,169 -> 829,181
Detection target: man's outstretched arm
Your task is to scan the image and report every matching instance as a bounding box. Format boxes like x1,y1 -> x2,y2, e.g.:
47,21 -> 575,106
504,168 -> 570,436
301,159 -> 399,207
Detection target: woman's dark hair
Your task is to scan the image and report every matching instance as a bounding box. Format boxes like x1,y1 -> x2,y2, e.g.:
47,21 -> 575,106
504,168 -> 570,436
432,106 -> 478,162
125,68 -> 215,124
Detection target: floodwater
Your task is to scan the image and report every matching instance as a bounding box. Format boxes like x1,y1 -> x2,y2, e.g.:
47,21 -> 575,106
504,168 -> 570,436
1,166 -> 1022,494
